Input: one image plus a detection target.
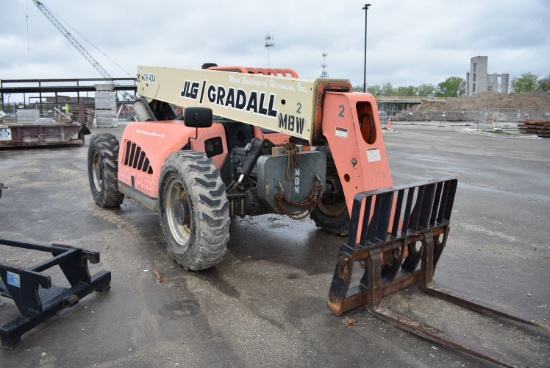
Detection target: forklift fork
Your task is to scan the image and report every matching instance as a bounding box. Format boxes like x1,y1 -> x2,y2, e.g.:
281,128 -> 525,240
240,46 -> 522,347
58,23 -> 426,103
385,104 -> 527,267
327,178 -> 548,368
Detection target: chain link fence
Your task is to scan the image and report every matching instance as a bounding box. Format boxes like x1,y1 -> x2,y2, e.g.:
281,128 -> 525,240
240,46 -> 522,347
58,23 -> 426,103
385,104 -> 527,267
392,108 -> 550,131
394,110 -> 478,122
477,108 -> 550,130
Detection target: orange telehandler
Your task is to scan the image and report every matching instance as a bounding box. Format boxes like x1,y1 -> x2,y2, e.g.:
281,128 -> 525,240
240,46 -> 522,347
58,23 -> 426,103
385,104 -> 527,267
87,64 -> 547,367
89,64 -> 393,270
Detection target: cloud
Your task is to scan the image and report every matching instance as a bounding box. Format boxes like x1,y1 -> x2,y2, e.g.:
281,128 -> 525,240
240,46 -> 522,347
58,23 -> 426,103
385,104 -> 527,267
0,0 -> 548,89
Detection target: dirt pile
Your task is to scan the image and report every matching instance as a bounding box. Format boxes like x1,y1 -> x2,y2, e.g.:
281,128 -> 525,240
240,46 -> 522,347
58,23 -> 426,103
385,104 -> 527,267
410,91 -> 550,112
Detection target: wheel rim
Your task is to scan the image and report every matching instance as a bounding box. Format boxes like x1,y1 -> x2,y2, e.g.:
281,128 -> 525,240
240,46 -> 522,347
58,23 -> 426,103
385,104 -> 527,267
91,152 -> 103,192
165,177 -> 191,247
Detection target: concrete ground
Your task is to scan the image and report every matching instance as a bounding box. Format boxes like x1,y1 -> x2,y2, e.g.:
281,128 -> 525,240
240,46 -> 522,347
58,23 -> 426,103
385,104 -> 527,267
0,122 -> 549,367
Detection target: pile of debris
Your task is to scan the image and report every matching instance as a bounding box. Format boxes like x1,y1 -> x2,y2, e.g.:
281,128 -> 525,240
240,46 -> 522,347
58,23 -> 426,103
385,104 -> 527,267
395,91 -> 550,123
410,91 -> 550,112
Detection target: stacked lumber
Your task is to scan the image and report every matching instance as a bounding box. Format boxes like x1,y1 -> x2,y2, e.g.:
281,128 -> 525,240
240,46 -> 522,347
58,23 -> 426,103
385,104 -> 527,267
517,120 -> 550,138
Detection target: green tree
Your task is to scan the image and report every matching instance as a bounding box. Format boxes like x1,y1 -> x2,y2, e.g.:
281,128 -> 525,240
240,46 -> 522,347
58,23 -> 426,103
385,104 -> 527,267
435,77 -> 465,97
351,78 -> 464,97
536,77 -> 550,93
380,83 -> 393,96
395,85 -> 416,96
353,85 -> 382,95
511,73 -> 538,93
367,85 -> 382,96
417,83 -> 436,97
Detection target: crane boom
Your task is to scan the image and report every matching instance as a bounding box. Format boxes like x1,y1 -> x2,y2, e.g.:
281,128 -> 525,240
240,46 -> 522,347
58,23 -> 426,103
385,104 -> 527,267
32,0 -> 112,79
32,1 -> 134,101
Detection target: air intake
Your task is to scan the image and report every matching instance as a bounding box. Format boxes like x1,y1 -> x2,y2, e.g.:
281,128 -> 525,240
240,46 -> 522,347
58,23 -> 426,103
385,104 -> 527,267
124,140 -> 153,174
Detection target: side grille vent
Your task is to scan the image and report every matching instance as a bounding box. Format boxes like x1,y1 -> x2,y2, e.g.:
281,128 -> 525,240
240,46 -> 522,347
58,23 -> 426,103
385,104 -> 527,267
124,140 -> 153,174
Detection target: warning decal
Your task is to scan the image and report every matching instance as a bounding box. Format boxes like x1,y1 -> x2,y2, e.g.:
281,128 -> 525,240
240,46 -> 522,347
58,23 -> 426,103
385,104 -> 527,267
367,148 -> 381,162
335,127 -> 348,138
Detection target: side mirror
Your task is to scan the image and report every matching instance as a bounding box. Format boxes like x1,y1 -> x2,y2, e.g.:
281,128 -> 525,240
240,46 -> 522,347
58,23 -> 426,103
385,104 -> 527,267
183,107 -> 213,128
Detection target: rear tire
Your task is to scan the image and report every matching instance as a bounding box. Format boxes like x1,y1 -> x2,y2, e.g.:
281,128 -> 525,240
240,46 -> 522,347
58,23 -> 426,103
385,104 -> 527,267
88,133 -> 124,208
159,151 -> 230,271
310,154 -> 350,236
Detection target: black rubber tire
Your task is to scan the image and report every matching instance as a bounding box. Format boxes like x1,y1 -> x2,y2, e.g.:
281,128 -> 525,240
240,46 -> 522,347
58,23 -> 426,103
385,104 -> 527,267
159,151 -> 230,271
88,133 -> 124,208
310,154 -> 350,236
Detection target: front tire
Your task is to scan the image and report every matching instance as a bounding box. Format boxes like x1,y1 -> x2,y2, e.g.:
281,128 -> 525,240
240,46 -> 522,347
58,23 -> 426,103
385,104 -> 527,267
87,133 -> 124,208
159,151 -> 230,271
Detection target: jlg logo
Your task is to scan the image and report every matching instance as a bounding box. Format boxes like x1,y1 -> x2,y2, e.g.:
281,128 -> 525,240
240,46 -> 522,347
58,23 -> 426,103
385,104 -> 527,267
181,80 -> 201,99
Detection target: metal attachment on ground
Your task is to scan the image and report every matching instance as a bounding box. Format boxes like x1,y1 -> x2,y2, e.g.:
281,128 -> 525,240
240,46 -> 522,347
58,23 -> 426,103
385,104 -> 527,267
0,238 -> 111,349
274,182 -> 322,220
327,177 -> 548,368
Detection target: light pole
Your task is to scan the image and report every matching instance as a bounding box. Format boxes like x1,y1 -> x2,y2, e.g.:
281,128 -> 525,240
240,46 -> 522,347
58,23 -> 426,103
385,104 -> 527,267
321,53 -> 329,78
265,35 -> 274,67
363,4 -> 371,92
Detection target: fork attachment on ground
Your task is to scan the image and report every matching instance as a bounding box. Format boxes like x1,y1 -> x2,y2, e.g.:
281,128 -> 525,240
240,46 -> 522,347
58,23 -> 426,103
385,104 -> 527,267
0,238 -> 111,349
327,178 -> 548,368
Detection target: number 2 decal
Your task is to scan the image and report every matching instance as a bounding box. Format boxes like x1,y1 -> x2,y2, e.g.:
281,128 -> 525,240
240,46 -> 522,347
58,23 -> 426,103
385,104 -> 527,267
338,105 -> 345,117
296,102 -> 302,114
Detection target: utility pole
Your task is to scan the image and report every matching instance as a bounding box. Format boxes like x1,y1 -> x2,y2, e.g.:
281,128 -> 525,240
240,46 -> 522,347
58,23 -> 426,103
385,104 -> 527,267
363,4 -> 371,92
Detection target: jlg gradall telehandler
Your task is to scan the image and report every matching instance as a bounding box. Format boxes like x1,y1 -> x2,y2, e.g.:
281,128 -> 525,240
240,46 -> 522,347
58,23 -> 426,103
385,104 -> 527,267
89,64 -> 391,269
88,64 -> 547,367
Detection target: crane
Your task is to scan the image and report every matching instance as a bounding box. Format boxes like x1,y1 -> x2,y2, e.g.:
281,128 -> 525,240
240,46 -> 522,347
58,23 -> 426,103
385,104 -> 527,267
31,1 -> 133,100
32,0 -> 112,79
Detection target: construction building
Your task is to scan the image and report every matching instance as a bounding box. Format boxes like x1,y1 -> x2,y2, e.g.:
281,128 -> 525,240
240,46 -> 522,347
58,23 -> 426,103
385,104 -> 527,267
465,56 -> 509,96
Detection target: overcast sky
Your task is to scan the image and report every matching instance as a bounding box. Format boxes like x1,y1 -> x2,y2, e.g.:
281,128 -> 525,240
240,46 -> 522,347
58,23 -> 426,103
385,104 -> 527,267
1,0 -> 549,89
